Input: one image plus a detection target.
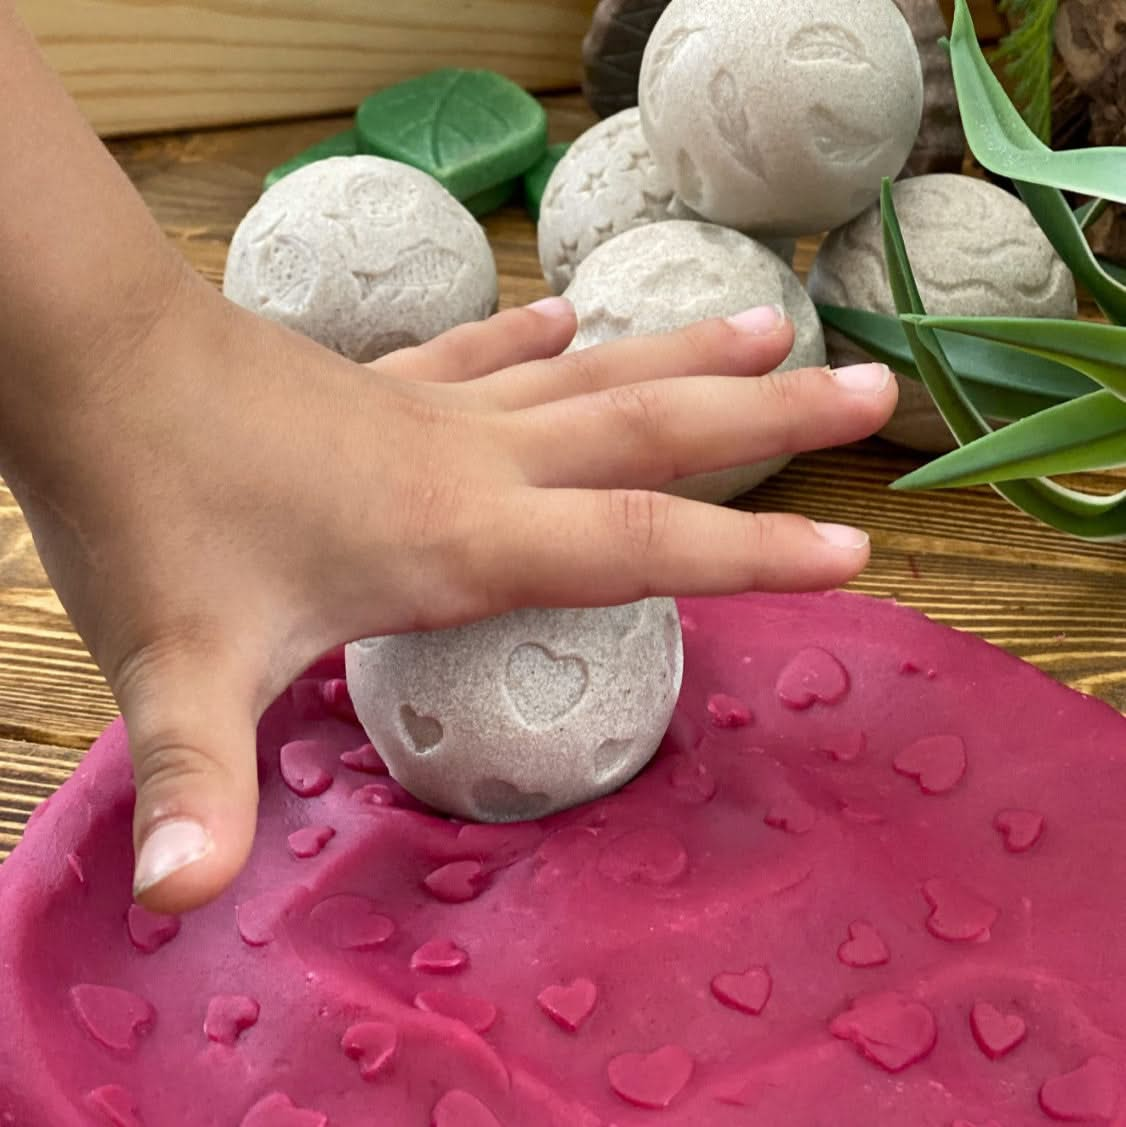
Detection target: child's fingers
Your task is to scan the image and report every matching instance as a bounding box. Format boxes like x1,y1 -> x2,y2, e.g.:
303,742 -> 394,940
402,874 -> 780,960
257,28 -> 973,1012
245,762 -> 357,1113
482,486 -> 871,607
475,306 -> 795,409
513,363 -> 896,489
371,298 -> 577,385
115,646 -> 260,915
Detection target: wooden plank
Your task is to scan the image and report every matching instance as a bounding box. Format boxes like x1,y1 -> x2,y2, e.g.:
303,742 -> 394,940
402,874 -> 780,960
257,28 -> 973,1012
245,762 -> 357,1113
0,737 -> 83,859
18,0 -> 595,137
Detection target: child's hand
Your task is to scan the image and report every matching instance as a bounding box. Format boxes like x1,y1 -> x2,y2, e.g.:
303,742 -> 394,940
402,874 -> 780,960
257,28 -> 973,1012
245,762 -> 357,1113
8,273 -> 895,914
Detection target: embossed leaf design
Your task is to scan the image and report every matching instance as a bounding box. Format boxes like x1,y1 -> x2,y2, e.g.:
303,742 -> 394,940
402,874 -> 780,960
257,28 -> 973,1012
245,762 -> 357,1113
644,26 -> 703,112
809,105 -> 885,165
254,233 -> 319,315
707,70 -> 765,181
787,23 -> 872,68
352,241 -> 465,304
355,69 -> 547,201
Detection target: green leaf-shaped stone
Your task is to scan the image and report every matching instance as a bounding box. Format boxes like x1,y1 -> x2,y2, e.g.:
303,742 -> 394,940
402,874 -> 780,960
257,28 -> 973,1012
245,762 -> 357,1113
355,69 -> 548,202
523,142 -> 570,221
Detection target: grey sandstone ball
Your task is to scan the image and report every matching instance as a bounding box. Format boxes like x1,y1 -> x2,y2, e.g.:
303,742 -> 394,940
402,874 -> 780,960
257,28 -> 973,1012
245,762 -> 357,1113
638,0 -> 925,237
563,220 -> 826,503
345,600 -> 683,823
807,173 -> 1078,451
223,156 -> 498,362
537,108 -> 696,294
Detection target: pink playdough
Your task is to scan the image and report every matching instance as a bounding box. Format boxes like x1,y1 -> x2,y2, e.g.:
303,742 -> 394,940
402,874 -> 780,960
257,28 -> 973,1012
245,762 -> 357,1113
2,592 -> 1125,1125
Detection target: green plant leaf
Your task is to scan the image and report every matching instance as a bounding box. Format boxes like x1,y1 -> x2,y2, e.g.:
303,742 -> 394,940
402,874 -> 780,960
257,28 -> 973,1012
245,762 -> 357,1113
355,69 -> 548,202
816,304 -> 1096,417
522,141 -> 570,221
880,178 -> 1126,540
894,389 -> 1126,488
1013,181 -> 1126,325
903,315 -> 1126,400
993,0 -> 1058,143
1101,257 -> 1126,287
949,0 -> 1126,204
1075,197 -> 1110,231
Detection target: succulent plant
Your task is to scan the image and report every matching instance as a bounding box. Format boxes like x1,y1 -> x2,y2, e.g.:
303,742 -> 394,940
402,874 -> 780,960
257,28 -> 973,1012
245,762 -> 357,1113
819,0 -> 1126,541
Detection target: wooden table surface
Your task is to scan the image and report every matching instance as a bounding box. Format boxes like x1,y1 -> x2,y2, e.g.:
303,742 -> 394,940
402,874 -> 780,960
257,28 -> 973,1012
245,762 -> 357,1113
2,93 -> 1123,862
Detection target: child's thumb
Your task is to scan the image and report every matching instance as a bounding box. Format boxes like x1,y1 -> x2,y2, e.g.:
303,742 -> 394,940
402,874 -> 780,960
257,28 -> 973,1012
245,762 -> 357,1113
118,655 -> 260,915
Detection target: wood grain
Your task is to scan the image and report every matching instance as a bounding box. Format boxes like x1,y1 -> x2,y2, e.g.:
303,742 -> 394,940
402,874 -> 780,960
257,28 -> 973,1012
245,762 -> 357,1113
1,92 -> 1123,865
18,0 -> 595,137
0,738 -> 82,858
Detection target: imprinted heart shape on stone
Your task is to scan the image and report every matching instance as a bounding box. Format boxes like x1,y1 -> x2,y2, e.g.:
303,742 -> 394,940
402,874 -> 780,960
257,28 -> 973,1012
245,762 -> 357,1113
505,643 -> 589,729
607,1044 -> 694,1109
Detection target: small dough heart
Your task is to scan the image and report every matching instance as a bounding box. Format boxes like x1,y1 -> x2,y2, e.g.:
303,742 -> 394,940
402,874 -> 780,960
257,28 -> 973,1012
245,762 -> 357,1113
608,1044 -> 694,1109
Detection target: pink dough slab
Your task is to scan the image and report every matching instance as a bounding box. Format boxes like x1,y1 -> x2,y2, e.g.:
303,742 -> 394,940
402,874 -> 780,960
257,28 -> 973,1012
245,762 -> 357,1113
2,592 -> 1126,1126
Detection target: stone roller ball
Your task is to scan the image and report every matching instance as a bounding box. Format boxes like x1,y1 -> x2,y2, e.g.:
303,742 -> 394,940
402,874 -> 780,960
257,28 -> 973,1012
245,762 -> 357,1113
345,599 -> 683,824
536,108 -> 697,295
223,156 -> 498,363
807,174 -> 1078,452
563,220 -> 826,505
638,0 -> 925,237
538,108 -> 796,295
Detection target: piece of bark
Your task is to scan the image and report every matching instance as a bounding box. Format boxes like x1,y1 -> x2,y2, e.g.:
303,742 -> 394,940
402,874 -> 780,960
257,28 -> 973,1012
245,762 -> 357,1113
1055,0 -> 1126,262
894,0 -> 967,176
581,0 -> 672,120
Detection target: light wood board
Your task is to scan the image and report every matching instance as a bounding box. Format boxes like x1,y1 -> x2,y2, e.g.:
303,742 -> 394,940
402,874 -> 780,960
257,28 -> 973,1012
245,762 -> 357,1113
18,0 -> 596,136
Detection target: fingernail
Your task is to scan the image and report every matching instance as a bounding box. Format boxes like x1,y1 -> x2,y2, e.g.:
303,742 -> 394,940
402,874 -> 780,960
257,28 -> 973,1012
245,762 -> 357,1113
832,362 -> 891,393
813,522 -> 870,550
527,296 -> 574,318
134,818 -> 212,896
726,303 -> 786,335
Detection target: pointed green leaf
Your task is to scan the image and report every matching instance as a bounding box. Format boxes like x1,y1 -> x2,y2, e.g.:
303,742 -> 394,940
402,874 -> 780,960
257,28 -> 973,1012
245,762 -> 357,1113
816,304 -> 1095,417
1101,257 -> 1126,287
880,178 -> 1126,540
949,0 -> 1126,203
355,69 -> 547,202
904,315 -> 1126,399
894,390 -> 1126,488
1013,181 -> 1126,325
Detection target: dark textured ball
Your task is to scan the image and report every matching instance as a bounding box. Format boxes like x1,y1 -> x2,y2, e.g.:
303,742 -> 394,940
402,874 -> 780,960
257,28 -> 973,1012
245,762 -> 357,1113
581,0 -> 673,119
